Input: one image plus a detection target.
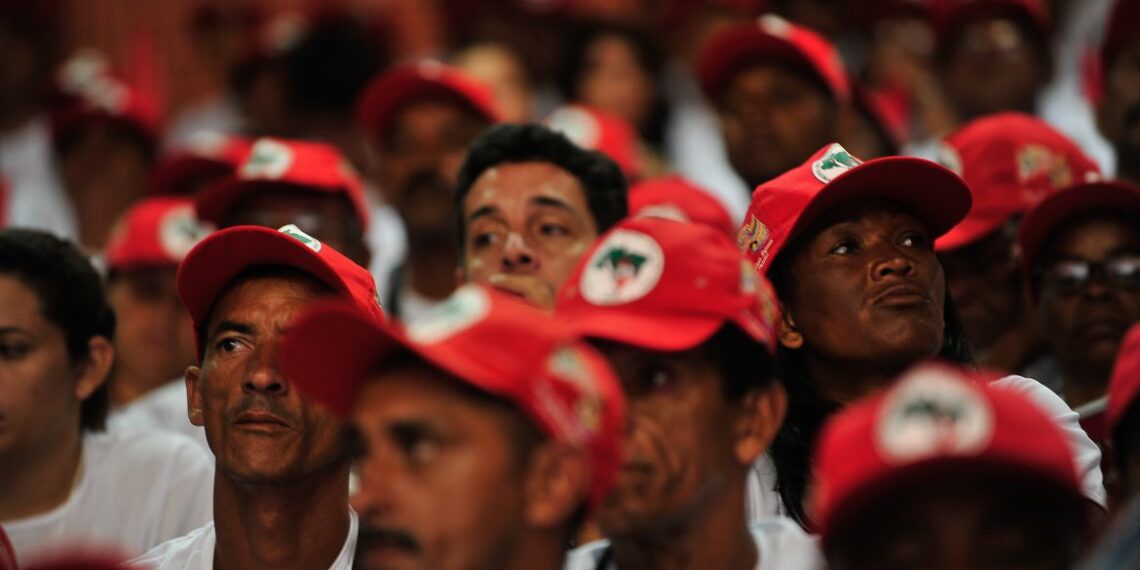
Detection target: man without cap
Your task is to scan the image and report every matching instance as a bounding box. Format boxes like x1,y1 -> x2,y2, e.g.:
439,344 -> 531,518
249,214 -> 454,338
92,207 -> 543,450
278,284 -> 625,570
454,123 -> 628,309
817,363 -> 1091,570
357,62 -> 500,320
934,113 -> 1100,381
557,217 -> 823,569
132,224 -> 385,569
195,137 -> 372,267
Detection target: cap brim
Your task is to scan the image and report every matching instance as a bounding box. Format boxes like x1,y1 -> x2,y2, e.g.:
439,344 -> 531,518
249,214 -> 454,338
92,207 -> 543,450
569,310 -> 726,352
791,156 -> 973,246
358,70 -> 498,137
935,211 -> 1009,252
1018,180 -> 1140,274
698,27 -> 844,103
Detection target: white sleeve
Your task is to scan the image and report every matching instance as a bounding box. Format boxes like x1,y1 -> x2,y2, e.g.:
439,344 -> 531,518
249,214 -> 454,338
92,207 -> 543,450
991,375 -> 1107,508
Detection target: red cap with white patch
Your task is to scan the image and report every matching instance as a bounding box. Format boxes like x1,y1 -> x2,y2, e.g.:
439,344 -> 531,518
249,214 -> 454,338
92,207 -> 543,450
546,104 -> 642,181
279,284 -> 626,511
628,175 -> 736,237
105,196 -> 213,271
556,216 -> 780,353
357,61 -> 501,140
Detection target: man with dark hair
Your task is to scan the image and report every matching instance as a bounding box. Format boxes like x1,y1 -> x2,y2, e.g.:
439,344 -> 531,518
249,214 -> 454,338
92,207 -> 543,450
0,229 -> 212,563
557,217 -> 823,569
132,224 -> 384,569
279,284 -> 626,570
455,123 -> 628,309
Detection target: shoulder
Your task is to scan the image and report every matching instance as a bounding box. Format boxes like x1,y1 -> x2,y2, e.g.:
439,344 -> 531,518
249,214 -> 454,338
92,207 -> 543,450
564,539 -> 612,570
751,517 -> 825,570
85,430 -> 213,490
128,523 -> 214,570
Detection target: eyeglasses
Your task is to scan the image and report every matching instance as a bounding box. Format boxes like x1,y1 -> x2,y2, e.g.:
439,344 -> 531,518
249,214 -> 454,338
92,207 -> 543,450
1039,255 -> 1140,295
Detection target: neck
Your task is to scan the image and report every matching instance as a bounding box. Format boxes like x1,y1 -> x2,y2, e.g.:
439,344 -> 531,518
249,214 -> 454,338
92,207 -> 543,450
0,425 -> 84,521
109,367 -> 173,407
407,246 -> 459,300
804,354 -> 909,405
1061,360 -> 1112,408
213,460 -> 352,570
611,475 -> 756,570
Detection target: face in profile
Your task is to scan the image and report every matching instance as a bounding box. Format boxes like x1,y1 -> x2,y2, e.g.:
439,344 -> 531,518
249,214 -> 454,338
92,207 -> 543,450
941,18 -> 1045,119
187,273 -> 347,482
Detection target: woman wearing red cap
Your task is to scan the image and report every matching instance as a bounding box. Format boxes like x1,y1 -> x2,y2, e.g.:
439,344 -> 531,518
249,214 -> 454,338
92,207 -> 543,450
736,142 -> 1105,528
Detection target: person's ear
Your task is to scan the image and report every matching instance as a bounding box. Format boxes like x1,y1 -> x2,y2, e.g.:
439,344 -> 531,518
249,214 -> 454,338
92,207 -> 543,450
185,366 -> 205,427
74,336 -> 113,401
734,383 -> 787,466
522,442 -> 591,530
778,308 -> 804,350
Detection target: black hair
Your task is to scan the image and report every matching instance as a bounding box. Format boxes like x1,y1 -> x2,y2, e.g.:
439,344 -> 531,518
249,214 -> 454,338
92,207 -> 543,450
282,12 -> 388,116
705,324 -> 780,402
0,229 -> 116,431
453,123 -> 629,246
764,231 -> 975,529
1116,405 -> 1140,493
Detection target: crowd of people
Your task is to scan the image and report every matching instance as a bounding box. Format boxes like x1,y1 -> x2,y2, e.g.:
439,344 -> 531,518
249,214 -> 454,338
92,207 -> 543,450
1,0 -> 1140,568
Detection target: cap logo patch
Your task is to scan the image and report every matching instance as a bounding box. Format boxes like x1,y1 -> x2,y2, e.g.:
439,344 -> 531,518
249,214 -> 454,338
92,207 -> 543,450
758,14 -> 792,37
546,107 -> 600,151
277,224 -> 322,253
580,230 -> 665,306
877,370 -> 994,464
406,284 -> 490,344
160,204 -> 211,260
737,214 -> 769,254
546,346 -> 603,434
242,139 -> 293,180
1017,144 -> 1072,191
811,143 -> 862,183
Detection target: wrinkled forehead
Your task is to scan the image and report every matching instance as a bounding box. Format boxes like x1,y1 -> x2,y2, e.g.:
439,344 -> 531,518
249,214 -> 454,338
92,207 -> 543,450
203,268 -> 334,334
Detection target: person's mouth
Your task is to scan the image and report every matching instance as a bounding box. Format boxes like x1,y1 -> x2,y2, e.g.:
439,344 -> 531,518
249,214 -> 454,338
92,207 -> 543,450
872,282 -> 932,308
233,410 -> 292,433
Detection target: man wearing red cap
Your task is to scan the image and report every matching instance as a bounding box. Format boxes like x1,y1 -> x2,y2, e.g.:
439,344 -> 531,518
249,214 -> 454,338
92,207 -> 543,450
935,113 -> 1101,381
103,197 -> 212,450
815,363 -> 1091,570
558,217 -> 823,569
1098,0 -> 1140,186
195,137 -> 372,267
357,61 -> 501,321
455,123 -> 628,309
1019,181 -> 1140,412
277,284 -> 625,570
132,224 -> 384,569
1107,324 -> 1140,508
695,14 -> 851,197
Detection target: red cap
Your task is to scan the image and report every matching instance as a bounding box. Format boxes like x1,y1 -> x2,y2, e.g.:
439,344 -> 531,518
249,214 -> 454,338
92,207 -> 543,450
813,362 -> 1081,538
52,50 -> 160,145
1017,179 -> 1140,280
628,175 -> 736,237
696,14 -> 851,104
195,138 -> 370,229
177,223 -> 384,355
936,0 -> 1050,44
148,132 -> 252,196
1104,0 -> 1140,72
1107,324 -> 1140,434
546,104 -> 642,181
557,216 -> 780,353
935,113 -> 1101,251
737,142 -> 972,274
105,196 -> 213,271
357,61 -> 501,140
280,284 -> 625,510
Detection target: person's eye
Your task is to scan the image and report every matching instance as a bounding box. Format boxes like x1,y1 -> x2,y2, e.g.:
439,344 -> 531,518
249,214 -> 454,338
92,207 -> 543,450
900,231 -> 931,250
830,239 -> 858,255
1046,262 -> 1089,293
538,223 -> 570,238
393,426 -> 442,466
215,337 -> 245,354
0,342 -> 31,360
1109,256 -> 1140,286
472,231 -> 500,249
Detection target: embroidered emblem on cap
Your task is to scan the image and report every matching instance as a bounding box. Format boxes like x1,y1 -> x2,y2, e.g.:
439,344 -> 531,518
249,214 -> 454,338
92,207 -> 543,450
277,224 -> 322,253
812,143 -> 862,183
876,369 -> 994,464
546,345 -> 603,435
580,230 -> 665,305
1017,144 -> 1072,191
241,139 -> 294,180
405,284 -> 490,344
737,215 -> 769,254
160,204 -> 211,260
546,107 -> 600,151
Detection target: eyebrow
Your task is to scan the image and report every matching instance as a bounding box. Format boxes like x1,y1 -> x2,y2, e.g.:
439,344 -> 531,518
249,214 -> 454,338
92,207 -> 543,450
467,204 -> 498,224
0,326 -> 27,335
530,195 -> 576,213
209,320 -> 255,340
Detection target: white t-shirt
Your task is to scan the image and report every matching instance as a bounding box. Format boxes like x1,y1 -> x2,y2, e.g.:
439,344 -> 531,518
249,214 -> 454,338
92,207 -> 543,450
743,373 -> 1108,522
564,517 -> 824,570
129,510 -> 358,570
2,429 -> 214,565
109,380 -> 209,453
0,116 -> 77,239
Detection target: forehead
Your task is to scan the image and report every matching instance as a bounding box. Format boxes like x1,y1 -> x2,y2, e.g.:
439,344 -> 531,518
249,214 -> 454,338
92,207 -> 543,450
808,199 -> 926,236
724,63 -> 826,98
354,360 -> 515,428
1045,213 -> 1140,259
465,161 -> 590,213
206,273 -> 330,329
0,275 -> 44,325
385,99 -> 487,139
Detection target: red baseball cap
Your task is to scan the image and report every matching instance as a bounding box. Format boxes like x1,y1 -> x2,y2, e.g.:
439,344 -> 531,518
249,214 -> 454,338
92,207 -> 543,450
737,142 -> 972,275
812,362 -> 1081,538
546,104 -> 642,181
52,50 -> 160,145
195,137 -> 370,229
105,196 -> 213,271
1017,179 -> 1140,280
628,175 -> 736,237
177,223 -> 384,357
148,132 -> 252,196
1108,324 -> 1140,434
357,61 -> 501,140
696,14 -> 851,104
556,216 -> 780,353
935,113 -> 1101,251
279,284 -> 626,510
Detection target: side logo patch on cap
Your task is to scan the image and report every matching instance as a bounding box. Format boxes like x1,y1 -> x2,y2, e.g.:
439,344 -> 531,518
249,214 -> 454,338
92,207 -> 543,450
406,284 -> 490,344
876,369 -> 994,465
1017,144 -> 1072,191
811,143 -> 862,184
242,139 -> 294,180
737,214 -> 769,254
580,230 -> 665,306
278,224 -> 322,253
160,204 -> 212,260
